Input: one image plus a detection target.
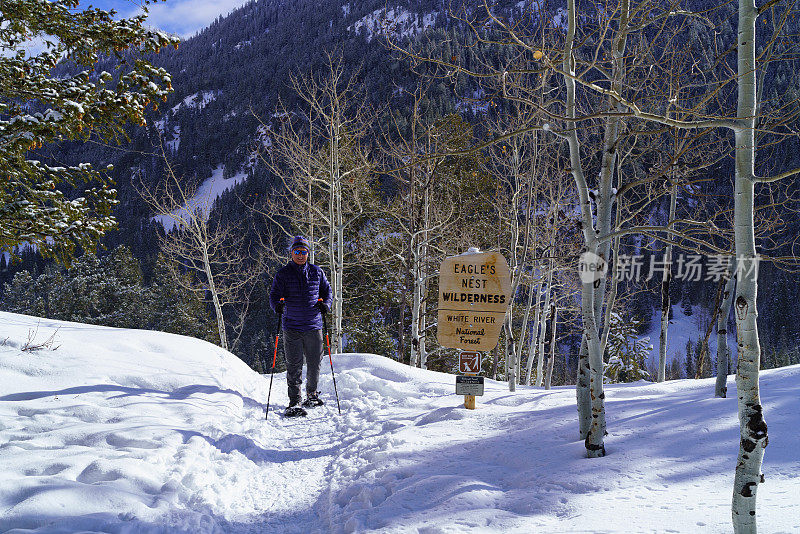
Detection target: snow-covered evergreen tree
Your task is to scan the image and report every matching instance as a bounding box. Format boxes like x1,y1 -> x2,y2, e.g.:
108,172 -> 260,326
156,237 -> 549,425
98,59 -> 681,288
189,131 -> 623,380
0,0 -> 178,264
684,340 -> 696,379
604,312 -> 651,383
2,271 -> 37,314
0,247 -> 215,342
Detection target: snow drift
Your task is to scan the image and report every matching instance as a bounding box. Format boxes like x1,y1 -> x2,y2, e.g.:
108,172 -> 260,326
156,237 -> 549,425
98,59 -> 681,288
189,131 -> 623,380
0,311 -> 797,533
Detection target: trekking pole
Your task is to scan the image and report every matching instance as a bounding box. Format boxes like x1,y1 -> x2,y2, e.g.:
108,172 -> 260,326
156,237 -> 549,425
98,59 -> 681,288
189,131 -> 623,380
265,299 -> 284,420
319,299 -> 341,415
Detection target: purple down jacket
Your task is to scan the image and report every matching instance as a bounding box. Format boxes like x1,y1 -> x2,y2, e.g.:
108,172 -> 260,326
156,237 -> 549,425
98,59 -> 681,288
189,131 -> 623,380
269,261 -> 333,331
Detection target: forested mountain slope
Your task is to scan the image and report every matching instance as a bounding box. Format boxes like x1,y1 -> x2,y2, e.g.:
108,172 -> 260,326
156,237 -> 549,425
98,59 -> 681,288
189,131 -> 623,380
3,0 -> 800,377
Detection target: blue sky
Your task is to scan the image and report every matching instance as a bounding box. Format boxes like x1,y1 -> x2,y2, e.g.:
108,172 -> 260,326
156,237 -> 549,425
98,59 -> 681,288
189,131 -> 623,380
10,0 -> 244,59
79,0 -> 251,39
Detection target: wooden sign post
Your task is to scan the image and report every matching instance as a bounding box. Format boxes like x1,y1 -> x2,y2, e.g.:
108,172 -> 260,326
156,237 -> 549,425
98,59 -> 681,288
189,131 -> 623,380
438,249 -> 511,409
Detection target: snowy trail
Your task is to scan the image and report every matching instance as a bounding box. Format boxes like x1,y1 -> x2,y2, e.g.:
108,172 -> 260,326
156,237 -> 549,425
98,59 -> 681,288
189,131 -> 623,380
1,311 -> 798,533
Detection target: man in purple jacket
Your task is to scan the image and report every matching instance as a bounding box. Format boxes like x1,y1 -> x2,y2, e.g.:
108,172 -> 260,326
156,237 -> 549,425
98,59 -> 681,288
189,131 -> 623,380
269,236 -> 333,417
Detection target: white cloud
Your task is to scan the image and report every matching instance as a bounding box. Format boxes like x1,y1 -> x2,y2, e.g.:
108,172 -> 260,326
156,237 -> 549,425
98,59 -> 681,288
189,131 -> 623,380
132,0 -> 251,39
1,36 -> 52,59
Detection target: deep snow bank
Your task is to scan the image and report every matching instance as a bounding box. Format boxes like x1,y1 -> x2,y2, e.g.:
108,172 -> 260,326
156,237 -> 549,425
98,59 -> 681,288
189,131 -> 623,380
0,311 -> 798,534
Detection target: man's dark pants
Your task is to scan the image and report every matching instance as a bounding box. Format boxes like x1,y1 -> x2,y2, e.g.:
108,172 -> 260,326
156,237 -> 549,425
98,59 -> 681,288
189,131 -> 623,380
283,328 -> 324,403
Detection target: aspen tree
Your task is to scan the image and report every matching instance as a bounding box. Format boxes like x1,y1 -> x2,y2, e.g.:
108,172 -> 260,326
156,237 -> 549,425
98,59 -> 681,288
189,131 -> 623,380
715,263 -> 737,398
381,85 -> 449,369
257,53 -> 374,353
544,303 -> 558,389
137,164 -> 263,353
392,0 -> 798,474
550,0 -> 799,526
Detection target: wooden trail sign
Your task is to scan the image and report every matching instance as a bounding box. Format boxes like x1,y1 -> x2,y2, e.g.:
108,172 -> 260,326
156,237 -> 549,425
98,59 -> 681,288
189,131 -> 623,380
437,250 -> 512,351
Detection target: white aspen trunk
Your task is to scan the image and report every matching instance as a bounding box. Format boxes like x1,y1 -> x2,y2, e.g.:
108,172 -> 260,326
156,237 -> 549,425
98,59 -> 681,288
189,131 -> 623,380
202,242 -> 228,350
410,231 -> 424,368
598,188 -> 622,357
505,315 -> 516,391
398,301 -> 406,363
592,0 -> 628,373
334,178 -> 344,353
418,190 -> 430,369
492,345 -> 499,380
576,334 -> 591,439
535,261 -> 555,387
599,224 -> 621,355
731,3 -> 767,529
418,292 -> 427,369
326,104 -> 344,355
409,147 -> 429,369
516,281 -> 536,384
582,274 -> 606,457
326,99 -> 339,351
511,145 -> 527,387
524,302 -> 540,385
506,294 -> 521,386
519,195 -> 542,387
658,183 -> 677,382
308,121 -> 316,267
565,0 -> 606,456
511,154 -> 538,386
504,340 -> 509,382
502,141 -> 532,388
327,144 -> 339,352
410,243 -> 421,368
524,277 -> 544,385
545,304 -> 558,390
408,126 -> 419,369
335,112 -> 345,353
715,264 -> 736,398
587,4 -> 628,450
308,189 -> 315,266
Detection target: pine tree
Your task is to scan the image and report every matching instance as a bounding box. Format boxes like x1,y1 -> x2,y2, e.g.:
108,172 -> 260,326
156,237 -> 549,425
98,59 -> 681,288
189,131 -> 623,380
668,357 -> 682,380
149,254 -> 216,342
681,286 -> 694,317
604,312 -> 652,383
0,0 -> 178,264
1,247 -> 217,340
94,246 -> 150,328
1,271 -> 36,313
684,340 -> 696,379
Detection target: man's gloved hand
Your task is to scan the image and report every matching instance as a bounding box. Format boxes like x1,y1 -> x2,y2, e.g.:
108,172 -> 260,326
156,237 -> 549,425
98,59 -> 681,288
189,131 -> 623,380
316,301 -> 329,314
275,300 -> 285,315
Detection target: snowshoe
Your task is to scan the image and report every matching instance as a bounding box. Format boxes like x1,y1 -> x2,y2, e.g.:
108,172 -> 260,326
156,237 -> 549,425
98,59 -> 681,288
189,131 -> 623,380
302,393 -> 324,408
284,405 -> 307,418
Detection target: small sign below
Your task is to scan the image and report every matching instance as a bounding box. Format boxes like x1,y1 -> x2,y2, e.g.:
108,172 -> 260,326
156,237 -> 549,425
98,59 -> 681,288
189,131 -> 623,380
456,375 -> 485,396
459,351 -> 481,374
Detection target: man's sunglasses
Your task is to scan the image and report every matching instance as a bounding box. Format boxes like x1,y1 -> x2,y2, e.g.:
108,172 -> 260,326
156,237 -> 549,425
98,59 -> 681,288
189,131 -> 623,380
292,249 -> 309,255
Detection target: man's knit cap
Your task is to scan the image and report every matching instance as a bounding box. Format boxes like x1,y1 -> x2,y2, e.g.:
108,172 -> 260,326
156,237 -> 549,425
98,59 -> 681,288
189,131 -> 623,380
290,235 -> 310,251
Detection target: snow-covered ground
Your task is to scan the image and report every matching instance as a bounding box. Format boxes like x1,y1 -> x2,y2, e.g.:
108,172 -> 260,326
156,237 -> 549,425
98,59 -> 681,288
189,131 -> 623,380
0,311 -> 797,533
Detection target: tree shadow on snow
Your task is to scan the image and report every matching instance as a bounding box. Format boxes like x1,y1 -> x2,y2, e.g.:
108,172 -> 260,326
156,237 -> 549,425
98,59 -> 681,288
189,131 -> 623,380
0,383 -> 265,412
319,380 -> 797,532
